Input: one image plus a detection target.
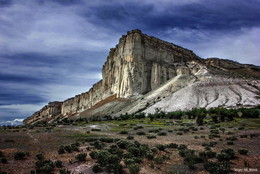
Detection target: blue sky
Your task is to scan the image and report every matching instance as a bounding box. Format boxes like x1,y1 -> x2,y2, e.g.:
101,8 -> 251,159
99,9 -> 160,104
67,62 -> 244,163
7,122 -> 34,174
0,0 -> 260,125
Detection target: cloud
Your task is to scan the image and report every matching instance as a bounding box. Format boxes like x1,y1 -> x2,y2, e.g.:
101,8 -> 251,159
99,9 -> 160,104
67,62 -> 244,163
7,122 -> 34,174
0,104 -> 45,123
0,118 -> 24,126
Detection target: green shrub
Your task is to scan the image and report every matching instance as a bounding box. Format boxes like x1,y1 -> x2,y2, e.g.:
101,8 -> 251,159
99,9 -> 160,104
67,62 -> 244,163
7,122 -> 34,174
134,126 -> 144,130
75,153 -> 87,161
226,136 -> 237,141
58,146 -> 65,154
179,149 -> 194,157
151,147 -> 158,153
145,151 -> 154,160
226,141 -> 234,145
116,140 -> 129,149
154,156 -> 164,164
93,140 -> 105,149
35,160 -> 55,173
55,160 -> 63,168
166,143 -> 178,148
119,130 -> 128,134
204,161 -> 230,174
157,132 -> 167,136
71,143 -> 80,152
95,150 -> 111,166
90,151 -> 98,159
199,151 -> 216,159
36,154 -> 44,161
127,136 -> 134,140
14,151 -> 27,160
147,135 -> 156,139
184,155 -> 203,164
178,144 -> 187,150
156,144 -> 166,151
59,169 -> 71,174
85,137 -> 99,142
92,164 -> 103,173
64,145 -> 72,153
136,131 -> 146,135
128,163 -> 140,174
238,149 -> 248,155
99,137 -> 114,143
128,147 -> 141,156
217,152 -> 233,161
177,132 -> 183,135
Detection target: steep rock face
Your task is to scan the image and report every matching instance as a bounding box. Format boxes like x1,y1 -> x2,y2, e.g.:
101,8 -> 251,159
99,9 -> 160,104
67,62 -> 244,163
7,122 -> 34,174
24,30 -> 260,125
25,30 -> 204,124
23,102 -> 62,124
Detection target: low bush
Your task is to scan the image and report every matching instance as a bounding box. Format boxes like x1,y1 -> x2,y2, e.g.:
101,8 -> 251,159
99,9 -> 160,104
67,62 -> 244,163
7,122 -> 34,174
226,136 -> 237,141
238,149 -> 248,155
117,140 -> 129,149
75,153 -> 87,161
136,131 -> 146,135
90,151 -> 98,159
55,160 -> 63,168
93,140 -> 105,149
166,143 -> 178,148
178,144 -> 187,150
157,132 -> 167,136
145,151 -> 154,160
99,137 -> 114,143
59,169 -> 71,174
128,163 -> 140,174
14,151 -> 27,160
92,164 -> 103,173
154,156 -> 165,164
226,141 -> 234,145
156,144 -> 166,151
127,136 -> 134,140
217,153 -> 232,161
64,145 -> 72,153
119,130 -> 128,134
147,135 -> 156,139
184,155 -> 204,164
204,161 -> 230,174
179,149 -> 194,157
58,146 -> 65,154
36,154 -> 44,161
35,160 -> 55,173
199,151 -> 216,159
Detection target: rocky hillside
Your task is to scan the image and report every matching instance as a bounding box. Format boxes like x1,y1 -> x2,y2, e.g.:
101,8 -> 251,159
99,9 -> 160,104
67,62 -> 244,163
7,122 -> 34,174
24,30 -> 260,125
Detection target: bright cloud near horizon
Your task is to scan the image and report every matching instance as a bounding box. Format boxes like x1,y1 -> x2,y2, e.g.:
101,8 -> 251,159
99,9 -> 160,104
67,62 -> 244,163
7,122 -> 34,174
0,0 -> 260,124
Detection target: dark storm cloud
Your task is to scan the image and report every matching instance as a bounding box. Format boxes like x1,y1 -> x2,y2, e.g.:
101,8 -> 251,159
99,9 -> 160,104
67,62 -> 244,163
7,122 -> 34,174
0,0 -> 12,8
88,0 -> 260,32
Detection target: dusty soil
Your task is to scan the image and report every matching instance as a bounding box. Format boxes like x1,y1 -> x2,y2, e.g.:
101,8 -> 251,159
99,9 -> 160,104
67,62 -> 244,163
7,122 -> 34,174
0,118 -> 260,174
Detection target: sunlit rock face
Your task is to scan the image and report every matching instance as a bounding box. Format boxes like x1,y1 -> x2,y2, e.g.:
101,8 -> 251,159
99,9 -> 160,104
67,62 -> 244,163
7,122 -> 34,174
24,30 -> 260,125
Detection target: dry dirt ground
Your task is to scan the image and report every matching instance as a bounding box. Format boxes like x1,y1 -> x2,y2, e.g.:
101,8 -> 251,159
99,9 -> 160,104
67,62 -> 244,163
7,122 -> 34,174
0,118 -> 260,174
